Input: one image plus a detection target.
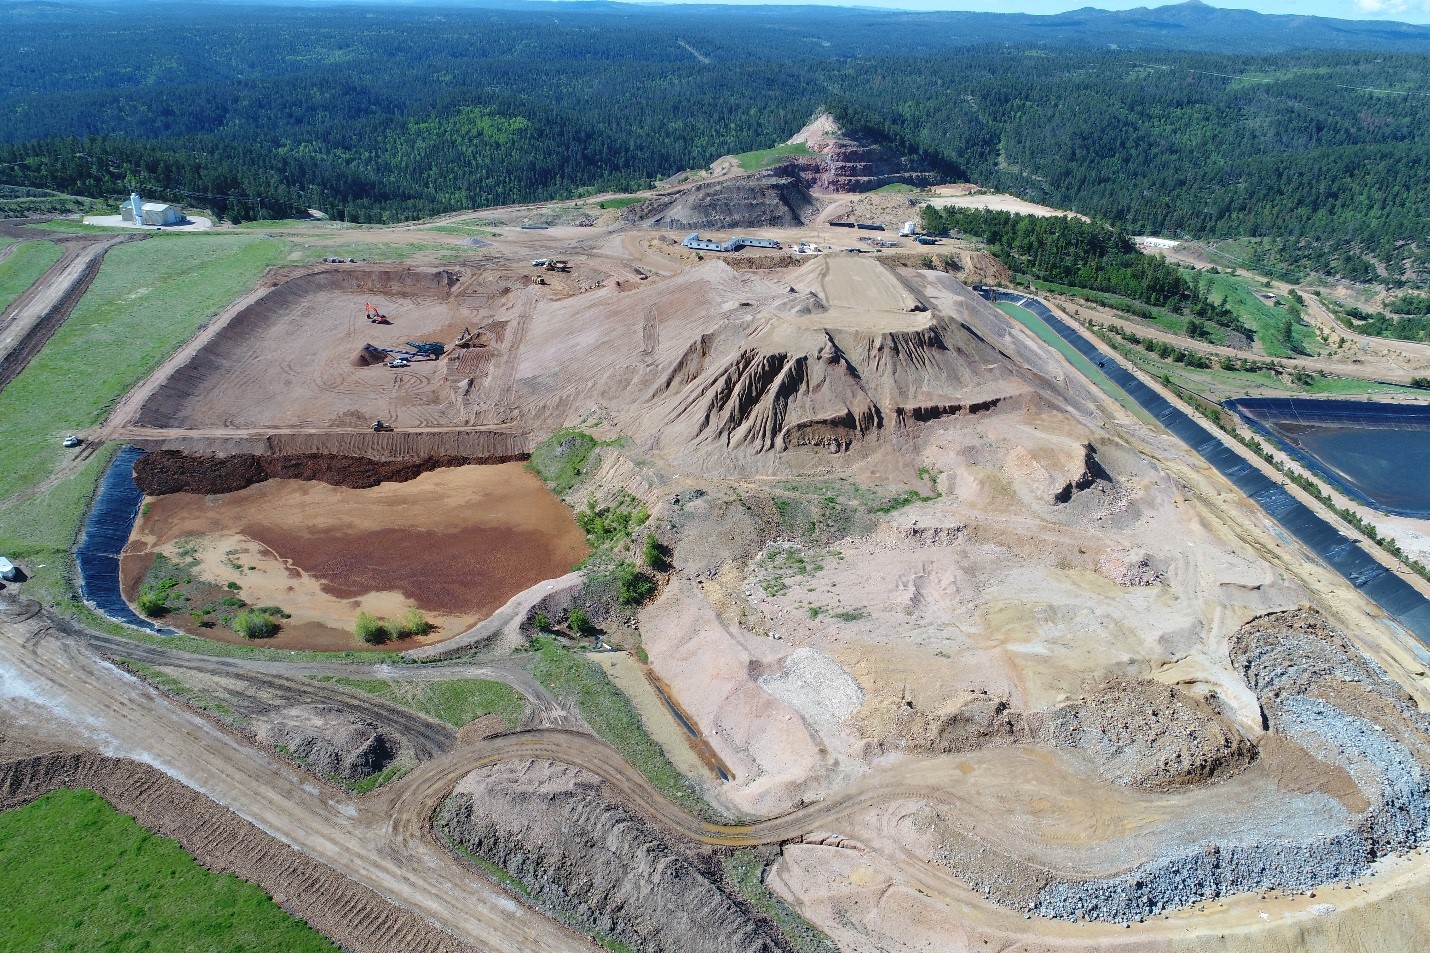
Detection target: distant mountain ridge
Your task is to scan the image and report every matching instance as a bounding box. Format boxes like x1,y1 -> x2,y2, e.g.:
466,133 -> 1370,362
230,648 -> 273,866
5,0 -> 1430,53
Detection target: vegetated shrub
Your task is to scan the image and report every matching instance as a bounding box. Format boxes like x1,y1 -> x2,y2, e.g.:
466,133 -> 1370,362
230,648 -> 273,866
225,581 -> 241,591
1412,376 -> 1430,390
355,612 -> 388,645
576,492 -> 649,549
394,608 -> 432,638
232,608 -> 280,639
614,562 -> 657,607
533,610 -> 551,632
642,532 -> 669,571
527,428 -> 599,494
566,607 -> 593,635
136,587 -> 168,617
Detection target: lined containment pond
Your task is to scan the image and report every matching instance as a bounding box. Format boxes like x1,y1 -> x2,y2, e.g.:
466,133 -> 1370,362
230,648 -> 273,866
1228,398 -> 1430,519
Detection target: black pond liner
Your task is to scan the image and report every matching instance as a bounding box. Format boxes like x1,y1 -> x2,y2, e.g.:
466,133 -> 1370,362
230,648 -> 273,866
984,289 -> 1430,646
75,446 -> 170,634
1226,397 -> 1430,519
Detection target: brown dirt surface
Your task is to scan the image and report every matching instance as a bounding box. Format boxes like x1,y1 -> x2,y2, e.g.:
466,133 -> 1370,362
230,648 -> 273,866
132,449 -> 521,495
132,266 -> 494,431
121,462 -> 589,650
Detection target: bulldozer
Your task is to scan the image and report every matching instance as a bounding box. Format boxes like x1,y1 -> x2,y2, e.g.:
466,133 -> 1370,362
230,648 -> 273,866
365,302 -> 390,325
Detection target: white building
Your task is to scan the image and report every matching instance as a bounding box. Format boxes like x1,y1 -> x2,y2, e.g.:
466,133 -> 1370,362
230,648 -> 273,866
119,192 -> 184,227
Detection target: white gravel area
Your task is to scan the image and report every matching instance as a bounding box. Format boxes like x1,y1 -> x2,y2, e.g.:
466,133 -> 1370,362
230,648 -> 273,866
758,647 -> 864,735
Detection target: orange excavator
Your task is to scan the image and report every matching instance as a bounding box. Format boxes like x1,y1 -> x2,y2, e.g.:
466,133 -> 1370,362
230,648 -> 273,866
365,302 -> 390,325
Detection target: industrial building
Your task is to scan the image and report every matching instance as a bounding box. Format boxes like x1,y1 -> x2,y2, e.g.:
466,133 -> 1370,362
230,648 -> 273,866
119,192 -> 184,227
681,233 -> 782,253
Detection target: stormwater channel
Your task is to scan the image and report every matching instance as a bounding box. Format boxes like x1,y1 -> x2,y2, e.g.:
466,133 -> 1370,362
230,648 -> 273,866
983,288 -> 1430,645
1228,397 -> 1430,519
76,446 -> 168,633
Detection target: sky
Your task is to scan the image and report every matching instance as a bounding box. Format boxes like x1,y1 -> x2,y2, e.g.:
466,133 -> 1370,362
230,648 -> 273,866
627,0 -> 1430,23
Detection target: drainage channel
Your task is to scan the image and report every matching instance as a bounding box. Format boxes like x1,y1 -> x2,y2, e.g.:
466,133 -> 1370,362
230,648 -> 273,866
75,446 -> 169,634
982,288 -> 1430,645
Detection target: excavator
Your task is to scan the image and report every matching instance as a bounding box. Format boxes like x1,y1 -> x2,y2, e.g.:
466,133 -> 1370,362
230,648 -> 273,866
365,302 -> 391,325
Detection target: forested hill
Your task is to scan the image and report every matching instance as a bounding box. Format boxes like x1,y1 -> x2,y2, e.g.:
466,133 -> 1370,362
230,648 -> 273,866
2,2 -> 1428,283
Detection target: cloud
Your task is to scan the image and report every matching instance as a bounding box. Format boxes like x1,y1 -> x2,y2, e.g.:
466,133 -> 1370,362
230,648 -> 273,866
1355,0 -> 1430,15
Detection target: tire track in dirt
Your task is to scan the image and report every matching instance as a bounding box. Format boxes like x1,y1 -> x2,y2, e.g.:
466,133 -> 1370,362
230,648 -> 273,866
0,236 -> 133,395
0,752 -> 483,953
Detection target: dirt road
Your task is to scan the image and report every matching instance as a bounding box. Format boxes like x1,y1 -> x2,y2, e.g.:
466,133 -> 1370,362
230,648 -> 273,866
0,235 -> 132,394
0,611 -> 600,953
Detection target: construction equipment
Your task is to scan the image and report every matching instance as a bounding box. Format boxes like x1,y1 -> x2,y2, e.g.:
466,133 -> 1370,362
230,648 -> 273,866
363,343 -> 441,363
405,340 -> 445,357
365,302 -> 390,324
914,236 -> 940,245
372,419 -> 392,432
530,258 -> 569,272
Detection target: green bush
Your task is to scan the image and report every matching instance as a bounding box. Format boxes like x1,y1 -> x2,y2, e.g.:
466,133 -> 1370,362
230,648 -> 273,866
614,562 -> 656,607
566,607 -> 592,635
355,612 -> 388,645
394,607 -> 432,638
232,608 -> 279,639
642,532 -> 669,570
527,428 -> 599,493
135,587 -> 168,617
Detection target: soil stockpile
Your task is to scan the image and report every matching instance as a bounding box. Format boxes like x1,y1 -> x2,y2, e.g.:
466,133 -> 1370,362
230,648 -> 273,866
254,705 -> 398,782
438,760 -> 789,953
0,752 -> 479,953
628,172 -> 818,231
132,449 -> 521,495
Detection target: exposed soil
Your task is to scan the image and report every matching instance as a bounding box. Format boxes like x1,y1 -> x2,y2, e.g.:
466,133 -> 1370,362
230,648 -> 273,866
440,759 -> 791,953
132,449 -> 522,496
780,112 -> 944,194
254,704 -> 400,782
121,463 -> 589,650
627,172 -> 819,231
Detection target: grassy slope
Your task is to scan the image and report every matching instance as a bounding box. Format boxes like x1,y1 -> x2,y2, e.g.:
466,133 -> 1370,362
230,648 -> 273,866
1203,272 -> 1318,357
0,239 -> 63,313
530,637 -> 719,819
0,789 -> 339,953
0,234 -> 285,609
734,142 -> 815,172
325,677 -> 528,728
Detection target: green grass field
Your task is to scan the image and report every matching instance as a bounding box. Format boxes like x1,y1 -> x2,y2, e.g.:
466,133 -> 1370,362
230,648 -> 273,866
0,234 -> 286,611
733,142 -> 815,172
321,677 -> 528,728
596,196 -> 645,210
1201,272 -> 1318,357
0,789 -> 339,953
996,302 -> 1156,424
0,239 -> 63,313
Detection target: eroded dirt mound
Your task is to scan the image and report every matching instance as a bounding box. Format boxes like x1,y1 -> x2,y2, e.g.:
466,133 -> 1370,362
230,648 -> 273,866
133,449 -> 512,495
439,760 -> 788,953
254,705 -> 398,781
628,172 -> 818,231
1039,678 -> 1256,789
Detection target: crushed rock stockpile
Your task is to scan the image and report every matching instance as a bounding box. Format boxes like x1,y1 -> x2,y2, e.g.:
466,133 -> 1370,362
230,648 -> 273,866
0,752 -> 479,953
438,760 -> 791,953
132,449 -> 524,495
920,609 -> 1430,924
628,172 -> 818,231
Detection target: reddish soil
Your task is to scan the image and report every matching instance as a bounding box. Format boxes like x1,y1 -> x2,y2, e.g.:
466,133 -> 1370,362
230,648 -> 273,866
121,463 -> 589,651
